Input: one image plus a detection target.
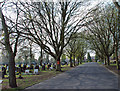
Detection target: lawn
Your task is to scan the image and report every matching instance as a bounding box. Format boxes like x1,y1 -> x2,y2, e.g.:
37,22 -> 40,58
1,64 -> 74,91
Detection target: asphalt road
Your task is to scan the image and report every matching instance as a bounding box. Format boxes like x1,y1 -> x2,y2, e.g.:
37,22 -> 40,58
25,62 -> 120,91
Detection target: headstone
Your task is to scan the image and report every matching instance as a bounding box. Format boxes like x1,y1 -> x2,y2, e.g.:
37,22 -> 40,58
27,65 -> 30,69
47,63 -> 51,70
35,65 -> 39,70
42,65 -> 45,70
0,80 -> 3,84
22,64 -> 26,72
30,64 -> 33,70
49,67 -> 53,70
25,70 -> 29,74
53,64 -> 56,69
34,69 -> 39,75
18,68 -> 23,79
6,66 -> 9,72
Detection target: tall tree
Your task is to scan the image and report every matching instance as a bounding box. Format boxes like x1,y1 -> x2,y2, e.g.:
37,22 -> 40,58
17,1 -> 91,71
87,52 -> 92,62
0,6 -> 18,88
113,0 -> 120,11
0,1 -> 24,87
85,5 -> 115,65
113,0 -> 120,69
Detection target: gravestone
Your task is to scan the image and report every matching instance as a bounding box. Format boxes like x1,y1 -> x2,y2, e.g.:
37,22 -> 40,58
18,67 -> 23,79
53,63 -> 56,69
34,69 -> 39,75
42,64 -> 46,70
47,63 -> 51,70
30,64 -> 33,69
23,64 -> 27,72
27,65 -> 30,69
25,70 -> 30,74
35,65 -> 39,70
49,67 -> 53,70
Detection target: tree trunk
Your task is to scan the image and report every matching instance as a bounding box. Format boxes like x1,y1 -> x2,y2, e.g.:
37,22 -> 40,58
104,57 -> 107,65
113,0 -> 120,11
70,54 -> 73,67
80,58 -> 82,64
56,56 -> 61,71
115,43 -> 120,70
107,56 -> 110,66
77,57 -> 79,65
0,8 -> 17,88
40,48 -> 43,66
9,53 -> 17,88
30,43 -> 32,64
73,55 -> 76,66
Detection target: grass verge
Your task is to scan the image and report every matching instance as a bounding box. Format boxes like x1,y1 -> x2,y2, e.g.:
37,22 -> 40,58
1,64 -> 76,91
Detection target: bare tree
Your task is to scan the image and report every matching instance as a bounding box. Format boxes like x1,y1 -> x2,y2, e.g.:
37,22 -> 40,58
112,0 -> 120,69
85,5 -> 115,65
66,38 -> 78,67
0,1 -> 22,87
113,0 -> 120,10
17,1 -> 91,71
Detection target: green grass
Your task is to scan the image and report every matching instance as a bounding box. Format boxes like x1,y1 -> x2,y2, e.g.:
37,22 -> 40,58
2,71 -> 62,91
110,63 -> 117,66
1,64 -> 74,91
97,62 -> 104,64
1,63 -> 85,91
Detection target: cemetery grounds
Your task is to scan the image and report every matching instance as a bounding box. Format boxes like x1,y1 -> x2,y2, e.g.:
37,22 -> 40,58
0,63 -> 83,91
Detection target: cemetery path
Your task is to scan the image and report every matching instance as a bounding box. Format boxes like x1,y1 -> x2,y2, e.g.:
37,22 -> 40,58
25,62 -> 120,90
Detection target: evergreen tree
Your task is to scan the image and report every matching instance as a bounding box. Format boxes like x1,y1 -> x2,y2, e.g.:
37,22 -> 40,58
87,52 -> 92,62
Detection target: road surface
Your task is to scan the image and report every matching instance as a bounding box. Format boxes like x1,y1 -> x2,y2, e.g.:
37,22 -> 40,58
25,62 -> 120,91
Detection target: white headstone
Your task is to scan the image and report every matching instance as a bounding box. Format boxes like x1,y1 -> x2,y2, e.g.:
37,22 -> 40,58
0,80 -> 3,84
25,70 -> 29,74
27,65 -> 30,67
50,67 -> 53,70
34,69 -> 38,74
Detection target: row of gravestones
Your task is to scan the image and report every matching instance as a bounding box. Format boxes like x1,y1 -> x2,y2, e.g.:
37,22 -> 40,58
1,63 -> 56,79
